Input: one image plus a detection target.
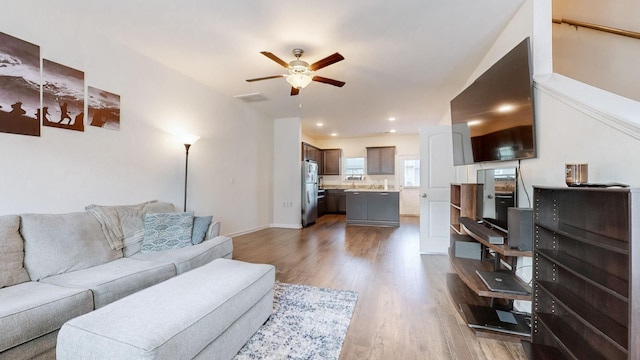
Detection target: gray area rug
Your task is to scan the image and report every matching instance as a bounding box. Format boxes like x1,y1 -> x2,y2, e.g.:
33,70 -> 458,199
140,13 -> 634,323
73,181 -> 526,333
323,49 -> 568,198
234,282 -> 358,360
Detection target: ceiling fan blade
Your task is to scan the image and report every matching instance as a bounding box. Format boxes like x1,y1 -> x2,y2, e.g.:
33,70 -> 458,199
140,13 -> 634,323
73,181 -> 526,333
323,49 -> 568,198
260,51 -> 290,69
290,87 -> 300,96
309,53 -> 344,71
312,76 -> 346,87
246,75 -> 285,82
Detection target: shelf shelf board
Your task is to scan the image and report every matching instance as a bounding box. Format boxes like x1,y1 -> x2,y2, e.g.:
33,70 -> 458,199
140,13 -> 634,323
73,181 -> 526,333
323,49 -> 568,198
450,224 -> 463,235
521,341 -> 568,360
449,248 -> 531,301
537,281 -> 628,351
537,249 -> 629,301
446,273 -> 526,342
460,217 -> 532,257
537,313 -> 625,360
536,221 -> 629,255
451,203 -> 461,210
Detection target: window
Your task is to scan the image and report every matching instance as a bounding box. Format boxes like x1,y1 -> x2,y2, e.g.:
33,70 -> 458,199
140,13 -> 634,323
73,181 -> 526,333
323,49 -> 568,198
402,159 -> 420,187
344,157 -> 365,180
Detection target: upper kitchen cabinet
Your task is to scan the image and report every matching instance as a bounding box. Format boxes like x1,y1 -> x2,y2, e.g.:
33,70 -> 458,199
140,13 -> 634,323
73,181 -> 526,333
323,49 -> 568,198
367,146 -> 396,175
321,149 -> 342,175
302,142 -> 323,172
302,142 -> 321,163
302,142 -> 342,176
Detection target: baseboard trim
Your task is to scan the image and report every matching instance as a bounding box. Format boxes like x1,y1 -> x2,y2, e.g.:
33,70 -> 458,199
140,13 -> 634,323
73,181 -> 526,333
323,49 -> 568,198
223,223 -> 302,238
270,223 -> 303,230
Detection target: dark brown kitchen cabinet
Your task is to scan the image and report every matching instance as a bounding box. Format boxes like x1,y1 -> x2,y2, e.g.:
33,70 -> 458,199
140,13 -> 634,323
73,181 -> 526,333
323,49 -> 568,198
317,190 -> 326,217
302,142 -> 342,176
367,146 -> 395,175
302,142 -> 322,165
321,149 -> 342,175
325,189 -> 346,214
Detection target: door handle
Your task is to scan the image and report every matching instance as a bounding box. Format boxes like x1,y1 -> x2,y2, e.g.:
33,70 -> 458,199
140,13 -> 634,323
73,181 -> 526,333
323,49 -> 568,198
421,193 -> 427,198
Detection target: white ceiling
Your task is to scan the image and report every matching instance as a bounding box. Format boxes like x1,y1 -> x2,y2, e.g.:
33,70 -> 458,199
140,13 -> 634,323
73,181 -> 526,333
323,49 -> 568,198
62,0 -> 525,139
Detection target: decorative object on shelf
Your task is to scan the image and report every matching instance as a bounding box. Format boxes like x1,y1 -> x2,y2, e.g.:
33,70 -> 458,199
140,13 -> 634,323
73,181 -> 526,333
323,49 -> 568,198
0,31 -> 41,137
88,86 -> 121,130
42,59 -> 85,132
565,163 -> 588,185
181,134 -> 200,212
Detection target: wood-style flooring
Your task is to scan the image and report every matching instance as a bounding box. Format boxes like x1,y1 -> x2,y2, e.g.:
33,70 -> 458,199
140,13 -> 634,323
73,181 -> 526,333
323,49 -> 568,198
232,214 -> 528,360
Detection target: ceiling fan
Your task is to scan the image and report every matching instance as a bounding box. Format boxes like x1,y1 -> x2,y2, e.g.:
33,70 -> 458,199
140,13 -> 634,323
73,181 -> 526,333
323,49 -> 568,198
246,48 -> 345,96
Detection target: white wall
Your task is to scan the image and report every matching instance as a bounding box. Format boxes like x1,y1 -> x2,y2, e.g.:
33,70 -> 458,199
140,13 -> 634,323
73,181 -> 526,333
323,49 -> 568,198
0,4 -> 273,236
552,0 -> 640,102
451,0 -> 640,312
459,0 -> 640,199
272,117 -> 302,228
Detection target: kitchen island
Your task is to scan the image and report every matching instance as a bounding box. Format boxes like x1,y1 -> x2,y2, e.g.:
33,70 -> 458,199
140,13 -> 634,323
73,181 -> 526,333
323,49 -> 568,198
345,189 -> 400,227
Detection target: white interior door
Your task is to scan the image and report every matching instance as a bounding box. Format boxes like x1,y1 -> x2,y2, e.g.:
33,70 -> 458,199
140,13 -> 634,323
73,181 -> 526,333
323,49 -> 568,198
419,126 -> 456,254
398,155 -> 420,215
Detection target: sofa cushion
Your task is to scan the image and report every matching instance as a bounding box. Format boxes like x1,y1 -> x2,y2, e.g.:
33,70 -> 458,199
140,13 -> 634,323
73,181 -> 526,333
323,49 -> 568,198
192,216 -> 212,245
0,281 -> 93,353
131,235 -> 233,274
0,330 -> 58,360
41,257 -> 176,309
57,259 -> 275,360
140,212 -> 194,253
21,212 -> 123,281
0,215 -> 30,288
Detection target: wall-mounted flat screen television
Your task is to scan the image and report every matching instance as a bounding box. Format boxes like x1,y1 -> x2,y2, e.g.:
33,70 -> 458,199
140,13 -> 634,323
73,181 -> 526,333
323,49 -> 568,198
450,37 -> 536,166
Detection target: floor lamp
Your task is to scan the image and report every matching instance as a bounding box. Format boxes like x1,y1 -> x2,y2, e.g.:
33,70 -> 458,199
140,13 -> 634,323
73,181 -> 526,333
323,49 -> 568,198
182,135 -> 200,212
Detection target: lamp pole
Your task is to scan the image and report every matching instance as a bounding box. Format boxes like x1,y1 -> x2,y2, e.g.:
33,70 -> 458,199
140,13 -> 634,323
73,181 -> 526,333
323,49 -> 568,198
183,143 -> 191,212
181,134 -> 199,212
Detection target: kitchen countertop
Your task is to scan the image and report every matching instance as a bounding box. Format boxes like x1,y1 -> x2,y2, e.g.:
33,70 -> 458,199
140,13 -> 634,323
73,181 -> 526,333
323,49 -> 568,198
343,188 -> 401,192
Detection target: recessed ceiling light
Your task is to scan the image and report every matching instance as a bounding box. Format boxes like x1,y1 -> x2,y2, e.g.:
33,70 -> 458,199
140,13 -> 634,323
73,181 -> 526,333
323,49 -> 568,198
468,119 -> 482,126
316,122 -> 324,127
389,129 -> 397,133
330,133 -> 337,137
388,117 -> 396,121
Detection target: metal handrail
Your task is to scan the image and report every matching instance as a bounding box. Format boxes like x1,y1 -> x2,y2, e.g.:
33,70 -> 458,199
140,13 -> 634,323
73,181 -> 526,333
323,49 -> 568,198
553,18 -> 640,40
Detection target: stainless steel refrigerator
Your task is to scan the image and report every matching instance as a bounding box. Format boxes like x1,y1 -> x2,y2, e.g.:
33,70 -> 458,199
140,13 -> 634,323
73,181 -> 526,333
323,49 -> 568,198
301,160 -> 318,227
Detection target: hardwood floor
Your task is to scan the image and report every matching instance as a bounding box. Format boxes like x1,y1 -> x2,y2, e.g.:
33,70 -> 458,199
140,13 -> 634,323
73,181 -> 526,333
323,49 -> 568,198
232,215 -> 528,360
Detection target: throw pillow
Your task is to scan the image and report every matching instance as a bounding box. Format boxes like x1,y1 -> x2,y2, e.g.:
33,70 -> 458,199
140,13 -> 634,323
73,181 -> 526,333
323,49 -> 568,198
0,215 -> 30,288
141,212 -> 194,253
192,216 -> 212,245
21,212 -> 122,281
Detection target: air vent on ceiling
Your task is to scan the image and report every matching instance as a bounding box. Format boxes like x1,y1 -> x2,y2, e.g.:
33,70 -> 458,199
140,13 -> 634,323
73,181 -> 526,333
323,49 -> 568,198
233,92 -> 268,102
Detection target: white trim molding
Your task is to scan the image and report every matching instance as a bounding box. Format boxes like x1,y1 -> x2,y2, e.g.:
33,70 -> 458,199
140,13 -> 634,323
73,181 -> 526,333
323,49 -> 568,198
534,73 -> 640,140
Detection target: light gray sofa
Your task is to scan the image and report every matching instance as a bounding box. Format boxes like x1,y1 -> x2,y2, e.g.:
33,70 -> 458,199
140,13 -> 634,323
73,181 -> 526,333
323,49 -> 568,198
0,201 -> 233,360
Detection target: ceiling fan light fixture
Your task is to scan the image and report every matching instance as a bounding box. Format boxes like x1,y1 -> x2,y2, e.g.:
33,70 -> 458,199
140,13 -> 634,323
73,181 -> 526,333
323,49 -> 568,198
286,73 -> 313,89
248,48 -> 344,93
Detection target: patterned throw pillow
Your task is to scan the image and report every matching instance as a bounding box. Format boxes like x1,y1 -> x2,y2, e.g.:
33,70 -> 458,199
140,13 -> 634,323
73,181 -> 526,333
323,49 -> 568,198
140,212 -> 194,253
191,216 -> 212,245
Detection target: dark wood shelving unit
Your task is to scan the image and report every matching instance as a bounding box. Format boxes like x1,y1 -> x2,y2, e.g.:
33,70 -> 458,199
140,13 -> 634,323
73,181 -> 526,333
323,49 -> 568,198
521,341 -> 568,360
449,184 -> 476,235
530,187 -> 639,360
446,273 -> 529,342
460,217 -> 532,257
449,248 -> 531,301
447,183 -> 532,342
